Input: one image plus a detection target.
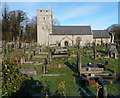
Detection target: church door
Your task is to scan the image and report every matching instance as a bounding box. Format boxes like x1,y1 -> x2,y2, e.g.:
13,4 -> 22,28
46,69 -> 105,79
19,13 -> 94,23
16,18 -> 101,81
64,41 -> 69,46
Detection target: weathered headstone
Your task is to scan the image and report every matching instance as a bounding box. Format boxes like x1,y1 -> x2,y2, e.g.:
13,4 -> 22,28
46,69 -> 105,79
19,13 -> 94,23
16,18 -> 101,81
113,52 -> 117,59
39,48 -> 41,54
48,47 -> 52,64
21,57 -> 25,65
105,43 -> 108,50
93,42 -> 96,60
28,54 -> 33,61
108,43 -> 118,59
105,60 -> 109,65
98,85 -> 108,98
19,68 -> 38,75
4,48 -> 7,55
41,45 -> 44,52
23,43 -> 26,54
77,52 -> 81,76
103,86 -> 108,98
101,39 -> 103,47
43,58 -> 47,74
33,50 -> 35,56
28,45 -> 32,61
23,48 -> 26,54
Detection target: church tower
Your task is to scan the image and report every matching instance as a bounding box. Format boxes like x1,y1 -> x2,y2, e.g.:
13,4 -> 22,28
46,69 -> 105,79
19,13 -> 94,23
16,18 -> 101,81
37,10 -> 52,45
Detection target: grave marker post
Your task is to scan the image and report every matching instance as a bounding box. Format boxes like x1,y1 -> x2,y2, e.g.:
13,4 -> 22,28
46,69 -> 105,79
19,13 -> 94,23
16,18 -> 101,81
39,48 -> 41,54
21,57 -> 25,65
28,44 -> 32,61
33,50 -> 35,56
93,42 -> 96,60
43,58 -> 47,74
48,47 -> 52,65
77,52 -> 81,76
103,86 -> 108,98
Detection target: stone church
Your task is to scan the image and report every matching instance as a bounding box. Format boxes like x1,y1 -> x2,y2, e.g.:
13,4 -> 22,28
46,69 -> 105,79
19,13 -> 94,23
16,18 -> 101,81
37,10 -> 111,47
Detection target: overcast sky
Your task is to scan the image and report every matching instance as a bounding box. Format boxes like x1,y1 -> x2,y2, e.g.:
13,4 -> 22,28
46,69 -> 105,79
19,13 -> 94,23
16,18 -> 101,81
4,2 -> 119,30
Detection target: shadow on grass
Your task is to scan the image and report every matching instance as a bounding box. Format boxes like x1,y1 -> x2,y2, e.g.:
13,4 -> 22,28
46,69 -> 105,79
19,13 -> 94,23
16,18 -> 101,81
65,61 -> 96,97
97,50 -> 108,55
75,75 -> 96,98
64,61 -> 77,73
10,77 -> 45,98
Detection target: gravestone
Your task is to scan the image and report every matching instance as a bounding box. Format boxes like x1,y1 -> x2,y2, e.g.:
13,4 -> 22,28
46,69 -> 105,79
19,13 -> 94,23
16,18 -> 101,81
108,51 -> 111,58
105,43 -> 108,50
48,47 -> 52,64
105,60 -> 109,65
41,45 -> 44,52
77,52 -> 81,76
23,48 -> 26,54
33,50 -> 35,56
93,42 -> 96,60
3,48 -> 7,55
39,48 -> 41,54
6,44 -> 9,54
43,58 -> 48,74
19,68 -> 38,75
28,54 -> 33,61
28,44 -> 33,61
23,43 -> 26,54
108,43 -> 118,59
98,85 -> 108,98
21,57 -> 25,65
113,52 -> 117,59
2,41 -> 7,55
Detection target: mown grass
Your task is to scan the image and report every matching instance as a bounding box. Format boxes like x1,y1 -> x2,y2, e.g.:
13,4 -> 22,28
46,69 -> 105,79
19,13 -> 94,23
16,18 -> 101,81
106,84 -> 120,95
4,45 -> 120,96
32,71 -> 80,96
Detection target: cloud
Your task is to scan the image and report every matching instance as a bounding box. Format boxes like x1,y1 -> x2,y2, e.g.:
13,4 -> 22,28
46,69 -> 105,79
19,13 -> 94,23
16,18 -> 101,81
58,5 -> 100,21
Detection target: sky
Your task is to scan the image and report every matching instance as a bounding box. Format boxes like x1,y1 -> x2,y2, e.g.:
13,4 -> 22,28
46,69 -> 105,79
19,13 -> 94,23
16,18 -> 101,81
2,2 -> 119,30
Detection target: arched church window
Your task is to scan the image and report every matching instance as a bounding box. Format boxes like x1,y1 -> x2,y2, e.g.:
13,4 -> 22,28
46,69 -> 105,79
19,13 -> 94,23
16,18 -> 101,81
58,43 -> 61,47
43,17 -> 45,20
64,41 -> 69,46
76,37 -> 82,48
42,27 -> 44,30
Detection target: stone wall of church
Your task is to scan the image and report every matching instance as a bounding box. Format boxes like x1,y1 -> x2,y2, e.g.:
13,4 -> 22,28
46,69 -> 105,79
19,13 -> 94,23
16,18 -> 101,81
49,35 -> 93,47
94,38 -> 110,45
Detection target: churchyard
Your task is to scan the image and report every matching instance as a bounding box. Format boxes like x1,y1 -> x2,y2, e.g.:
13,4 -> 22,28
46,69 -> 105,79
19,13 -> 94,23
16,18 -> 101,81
2,42 -> 120,97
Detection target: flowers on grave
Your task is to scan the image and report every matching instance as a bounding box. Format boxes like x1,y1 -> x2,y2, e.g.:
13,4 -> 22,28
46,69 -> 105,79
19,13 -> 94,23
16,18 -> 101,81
54,81 -> 66,96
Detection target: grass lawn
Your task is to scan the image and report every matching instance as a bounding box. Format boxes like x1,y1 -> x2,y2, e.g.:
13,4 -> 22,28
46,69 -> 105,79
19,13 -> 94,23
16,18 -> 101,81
3,45 -> 120,96
32,68 -> 80,96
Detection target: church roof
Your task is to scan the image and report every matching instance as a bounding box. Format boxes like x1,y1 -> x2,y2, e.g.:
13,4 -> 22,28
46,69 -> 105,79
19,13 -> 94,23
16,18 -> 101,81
93,30 -> 110,38
51,26 -> 92,35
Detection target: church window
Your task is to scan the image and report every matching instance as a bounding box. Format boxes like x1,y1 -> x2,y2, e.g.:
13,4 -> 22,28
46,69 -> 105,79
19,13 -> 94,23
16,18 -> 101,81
64,41 -> 69,46
58,43 -> 61,46
43,17 -> 45,20
42,27 -> 44,30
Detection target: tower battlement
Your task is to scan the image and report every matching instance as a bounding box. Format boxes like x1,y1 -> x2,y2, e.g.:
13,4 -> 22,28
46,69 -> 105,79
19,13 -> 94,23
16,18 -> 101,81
37,10 -> 52,15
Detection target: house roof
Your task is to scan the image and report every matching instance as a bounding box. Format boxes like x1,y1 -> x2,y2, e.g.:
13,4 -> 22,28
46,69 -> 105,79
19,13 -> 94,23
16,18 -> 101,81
51,26 -> 92,35
93,30 -> 110,38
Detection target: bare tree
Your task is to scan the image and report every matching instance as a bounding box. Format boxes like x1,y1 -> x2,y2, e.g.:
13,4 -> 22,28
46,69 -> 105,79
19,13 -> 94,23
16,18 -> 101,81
107,24 -> 120,41
52,18 -> 60,26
